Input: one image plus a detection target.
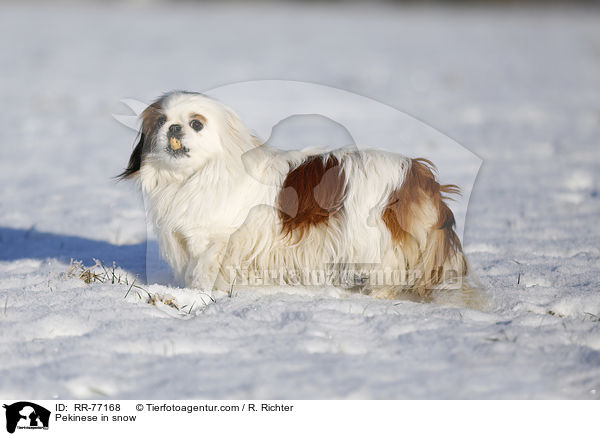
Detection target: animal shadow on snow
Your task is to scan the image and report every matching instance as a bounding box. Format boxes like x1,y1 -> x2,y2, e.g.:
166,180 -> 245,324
0,227 -> 147,281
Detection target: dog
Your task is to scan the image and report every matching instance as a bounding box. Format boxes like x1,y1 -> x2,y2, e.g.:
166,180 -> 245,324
120,91 -> 479,305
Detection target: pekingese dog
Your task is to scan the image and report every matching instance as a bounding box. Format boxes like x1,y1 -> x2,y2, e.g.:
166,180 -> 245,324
120,91 -> 478,305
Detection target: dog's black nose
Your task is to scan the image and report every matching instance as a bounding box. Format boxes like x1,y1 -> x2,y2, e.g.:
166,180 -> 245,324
168,124 -> 182,135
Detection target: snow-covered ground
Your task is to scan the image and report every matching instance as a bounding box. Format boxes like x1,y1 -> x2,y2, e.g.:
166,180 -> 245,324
1,3 -> 599,399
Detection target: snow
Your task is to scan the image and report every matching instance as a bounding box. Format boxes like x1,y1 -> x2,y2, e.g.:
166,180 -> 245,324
1,2 -> 600,399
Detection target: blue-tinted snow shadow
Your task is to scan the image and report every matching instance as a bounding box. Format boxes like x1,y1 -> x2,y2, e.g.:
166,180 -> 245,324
0,227 -> 147,281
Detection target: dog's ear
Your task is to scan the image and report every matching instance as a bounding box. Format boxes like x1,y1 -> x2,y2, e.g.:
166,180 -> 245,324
219,106 -> 258,156
117,96 -> 165,181
116,131 -> 144,180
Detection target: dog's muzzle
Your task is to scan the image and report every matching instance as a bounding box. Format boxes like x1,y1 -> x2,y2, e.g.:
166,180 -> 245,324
167,124 -> 185,153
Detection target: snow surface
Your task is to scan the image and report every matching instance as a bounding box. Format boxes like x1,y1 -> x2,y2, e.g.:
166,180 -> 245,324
1,2 -> 599,399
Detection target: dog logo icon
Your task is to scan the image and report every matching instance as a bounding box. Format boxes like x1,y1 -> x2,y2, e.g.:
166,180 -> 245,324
3,402 -> 50,434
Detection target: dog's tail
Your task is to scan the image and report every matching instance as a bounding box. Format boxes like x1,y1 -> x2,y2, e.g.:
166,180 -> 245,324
380,158 -> 485,308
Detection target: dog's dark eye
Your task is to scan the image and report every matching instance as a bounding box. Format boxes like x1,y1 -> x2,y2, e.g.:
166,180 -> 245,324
157,116 -> 167,127
189,119 -> 204,132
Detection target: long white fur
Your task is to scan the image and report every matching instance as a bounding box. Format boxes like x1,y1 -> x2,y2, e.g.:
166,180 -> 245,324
134,92 -> 474,303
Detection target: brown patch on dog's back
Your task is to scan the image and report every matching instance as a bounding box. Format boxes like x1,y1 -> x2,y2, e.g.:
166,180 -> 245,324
383,159 -> 460,250
278,155 -> 347,237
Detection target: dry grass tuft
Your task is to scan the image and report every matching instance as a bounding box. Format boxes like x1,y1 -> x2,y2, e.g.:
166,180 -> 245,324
67,259 -> 150,300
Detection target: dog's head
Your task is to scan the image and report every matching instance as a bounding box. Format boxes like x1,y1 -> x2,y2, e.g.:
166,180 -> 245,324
118,91 -> 256,179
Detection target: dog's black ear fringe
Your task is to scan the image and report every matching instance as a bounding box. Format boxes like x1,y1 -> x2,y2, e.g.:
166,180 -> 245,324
116,133 -> 145,180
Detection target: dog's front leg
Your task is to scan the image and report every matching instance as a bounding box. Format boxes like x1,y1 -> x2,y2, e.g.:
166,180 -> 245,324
184,238 -> 228,291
